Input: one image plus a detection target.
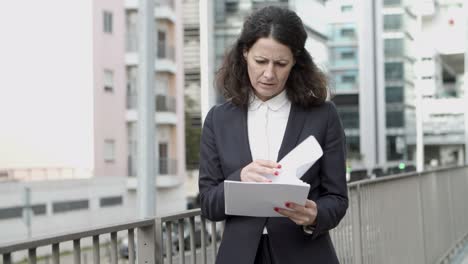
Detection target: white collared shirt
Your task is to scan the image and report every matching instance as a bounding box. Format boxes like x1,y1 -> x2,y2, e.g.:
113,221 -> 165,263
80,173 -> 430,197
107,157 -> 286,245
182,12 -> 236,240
248,89 -> 291,163
247,89 -> 291,234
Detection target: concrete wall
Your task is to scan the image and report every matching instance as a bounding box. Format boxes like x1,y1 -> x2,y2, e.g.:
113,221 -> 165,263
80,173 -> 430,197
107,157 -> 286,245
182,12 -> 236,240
0,178 -> 132,244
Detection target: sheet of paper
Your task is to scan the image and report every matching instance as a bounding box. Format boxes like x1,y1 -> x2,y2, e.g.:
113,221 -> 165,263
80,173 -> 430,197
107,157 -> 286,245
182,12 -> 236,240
224,181 -> 310,217
267,136 -> 323,183
224,135 -> 322,217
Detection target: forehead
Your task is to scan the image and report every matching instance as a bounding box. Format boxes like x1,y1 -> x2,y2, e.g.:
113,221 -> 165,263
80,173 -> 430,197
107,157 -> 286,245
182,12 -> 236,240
249,37 -> 293,60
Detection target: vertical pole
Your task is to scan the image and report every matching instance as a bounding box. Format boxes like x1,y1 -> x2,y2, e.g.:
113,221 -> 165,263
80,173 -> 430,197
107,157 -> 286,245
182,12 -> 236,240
137,0 -> 157,219
415,11 -> 425,172
199,0 -> 215,123
352,185 -> 363,264
23,186 -> 32,239
464,4 -> 468,165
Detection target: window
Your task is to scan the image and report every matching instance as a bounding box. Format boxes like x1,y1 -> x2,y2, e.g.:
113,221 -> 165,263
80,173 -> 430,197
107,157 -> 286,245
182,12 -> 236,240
157,30 -> 167,59
342,75 -> 356,83
385,86 -> 404,103
385,62 -> 404,81
334,70 -> 359,91
384,14 -> 403,31
340,28 -> 355,38
225,1 -> 239,13
159,143 -> 169,174
338,108 -> 359,129
104,139 -> 116,162
385,39 -> 404,57
103,11 -> 113,33
346,136 -> 360,155
0,204 -> 46,220
386,110 -> 404,128
100,196 -> 123,207
53,200 -> 89,213
104,69 -> 114,92
384,0 -> 402,6
341,51 -> 355,60
341,5 -> 353,13
387,135 -> 404,161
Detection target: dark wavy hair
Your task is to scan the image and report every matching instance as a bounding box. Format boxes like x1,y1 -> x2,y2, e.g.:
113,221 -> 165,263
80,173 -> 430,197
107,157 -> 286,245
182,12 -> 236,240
216,6 -> 328,109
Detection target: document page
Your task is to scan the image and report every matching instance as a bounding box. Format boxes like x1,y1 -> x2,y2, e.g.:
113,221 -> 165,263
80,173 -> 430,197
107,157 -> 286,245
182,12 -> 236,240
224,136 -> 323,217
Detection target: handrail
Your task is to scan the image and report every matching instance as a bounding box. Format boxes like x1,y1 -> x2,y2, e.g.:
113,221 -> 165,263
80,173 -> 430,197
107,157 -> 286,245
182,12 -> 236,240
348,164 -> 468,187
0,218 -> 154,254
436,232 -> 468,264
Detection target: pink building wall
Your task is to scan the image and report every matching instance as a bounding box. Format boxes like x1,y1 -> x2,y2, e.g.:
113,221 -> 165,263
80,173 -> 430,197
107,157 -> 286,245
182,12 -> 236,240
93,0 -> 127,177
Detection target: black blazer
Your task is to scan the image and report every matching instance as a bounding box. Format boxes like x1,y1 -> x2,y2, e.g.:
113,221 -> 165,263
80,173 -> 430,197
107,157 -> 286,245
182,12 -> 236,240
199,101 -> 348,264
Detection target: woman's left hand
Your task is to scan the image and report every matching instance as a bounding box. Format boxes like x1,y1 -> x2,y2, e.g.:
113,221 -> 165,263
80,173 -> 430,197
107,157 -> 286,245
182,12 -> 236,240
274,200 -> 317,226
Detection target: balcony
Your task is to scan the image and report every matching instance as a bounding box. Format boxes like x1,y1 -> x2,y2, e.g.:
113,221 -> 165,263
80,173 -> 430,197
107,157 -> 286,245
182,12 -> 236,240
128,156 -> 177,176
126,94 -> 177,125
155,0 -> 176,23
125,46 -> 176,74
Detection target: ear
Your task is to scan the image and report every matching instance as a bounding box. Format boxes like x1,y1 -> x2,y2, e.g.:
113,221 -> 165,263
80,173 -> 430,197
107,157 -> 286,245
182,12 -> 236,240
243,50 -> 248,60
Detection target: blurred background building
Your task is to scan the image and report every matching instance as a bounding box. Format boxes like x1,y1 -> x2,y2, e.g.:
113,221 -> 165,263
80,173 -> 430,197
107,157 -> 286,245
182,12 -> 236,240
124,0 -> 187,213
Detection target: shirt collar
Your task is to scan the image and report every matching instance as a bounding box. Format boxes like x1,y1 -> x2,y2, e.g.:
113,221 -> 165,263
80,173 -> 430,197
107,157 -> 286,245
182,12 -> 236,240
248,89 -> 289,112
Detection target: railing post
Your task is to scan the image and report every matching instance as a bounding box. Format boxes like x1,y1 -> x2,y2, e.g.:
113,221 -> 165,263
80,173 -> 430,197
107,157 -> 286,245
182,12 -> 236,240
137,221 -> 156,264
155,218 -> 164,264
352,184 -> 363,264
110,232 -> 118,264
129,229 -> 136,264
28,248 -> 37,264
178,219 -> 186,264
73,239 -> 81,264
52,243 -> 60,264
3,253 -> 12,264
92,236 -> 100,264
417,172 -> 428,264
200,217 -> 207,264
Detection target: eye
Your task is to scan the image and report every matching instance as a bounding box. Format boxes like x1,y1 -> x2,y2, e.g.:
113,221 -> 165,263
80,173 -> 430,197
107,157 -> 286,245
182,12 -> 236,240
255,60 -> 267,64
276,62 -> 288,67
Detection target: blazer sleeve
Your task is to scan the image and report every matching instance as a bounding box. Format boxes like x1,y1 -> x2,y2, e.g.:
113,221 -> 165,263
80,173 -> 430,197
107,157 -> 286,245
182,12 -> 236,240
198,106 -> 242,221
311,102 -> 349,239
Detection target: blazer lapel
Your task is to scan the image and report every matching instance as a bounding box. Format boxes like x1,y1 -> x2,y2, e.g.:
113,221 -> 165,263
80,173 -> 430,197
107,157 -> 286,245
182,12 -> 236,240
240,107 -> 254,165
277,104 -> 306,161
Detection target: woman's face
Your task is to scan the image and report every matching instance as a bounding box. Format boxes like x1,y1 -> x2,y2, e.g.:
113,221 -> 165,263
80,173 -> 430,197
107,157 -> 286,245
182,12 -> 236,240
244,37 -> 295,101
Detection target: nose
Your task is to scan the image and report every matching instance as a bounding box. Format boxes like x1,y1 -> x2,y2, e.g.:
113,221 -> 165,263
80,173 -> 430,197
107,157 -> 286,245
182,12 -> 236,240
263,63 -> 275,80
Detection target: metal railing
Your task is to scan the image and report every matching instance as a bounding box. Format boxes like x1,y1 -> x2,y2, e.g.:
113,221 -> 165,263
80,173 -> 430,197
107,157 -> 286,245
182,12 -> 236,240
127,94 -> 176,113
0,219 -> 156,264
1,166 -> 467,263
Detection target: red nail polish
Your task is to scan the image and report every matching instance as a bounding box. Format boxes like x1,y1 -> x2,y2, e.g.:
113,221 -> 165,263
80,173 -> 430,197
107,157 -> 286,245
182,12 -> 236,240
274,207 -> 279,212
285,202 -> 290,207
274,171 -> 279,176
277,164 -> 282,169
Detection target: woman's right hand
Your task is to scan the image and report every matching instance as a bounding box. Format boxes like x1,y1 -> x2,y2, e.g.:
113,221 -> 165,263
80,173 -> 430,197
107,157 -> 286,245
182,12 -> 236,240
240,160 -> 281,182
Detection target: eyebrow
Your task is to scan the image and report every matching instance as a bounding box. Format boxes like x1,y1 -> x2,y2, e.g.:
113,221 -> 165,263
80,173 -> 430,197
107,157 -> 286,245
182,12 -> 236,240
253,56 -> 290,63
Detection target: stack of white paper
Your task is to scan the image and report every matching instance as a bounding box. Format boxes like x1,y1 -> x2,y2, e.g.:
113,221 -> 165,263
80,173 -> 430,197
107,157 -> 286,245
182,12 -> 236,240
224,136 -> 323,217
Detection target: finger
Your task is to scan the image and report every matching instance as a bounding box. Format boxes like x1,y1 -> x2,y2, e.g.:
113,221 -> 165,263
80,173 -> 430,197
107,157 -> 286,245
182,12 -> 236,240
251,165 -> 278,176
285,202 -> 308,215
305,200 -> 317,209
274,208 -> 310,225
248,173 -> 271,183
254,159 -> 281,169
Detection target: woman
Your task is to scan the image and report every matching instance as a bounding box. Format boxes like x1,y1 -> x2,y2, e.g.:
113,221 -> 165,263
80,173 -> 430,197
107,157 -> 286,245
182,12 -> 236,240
198,6 -> 348,264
